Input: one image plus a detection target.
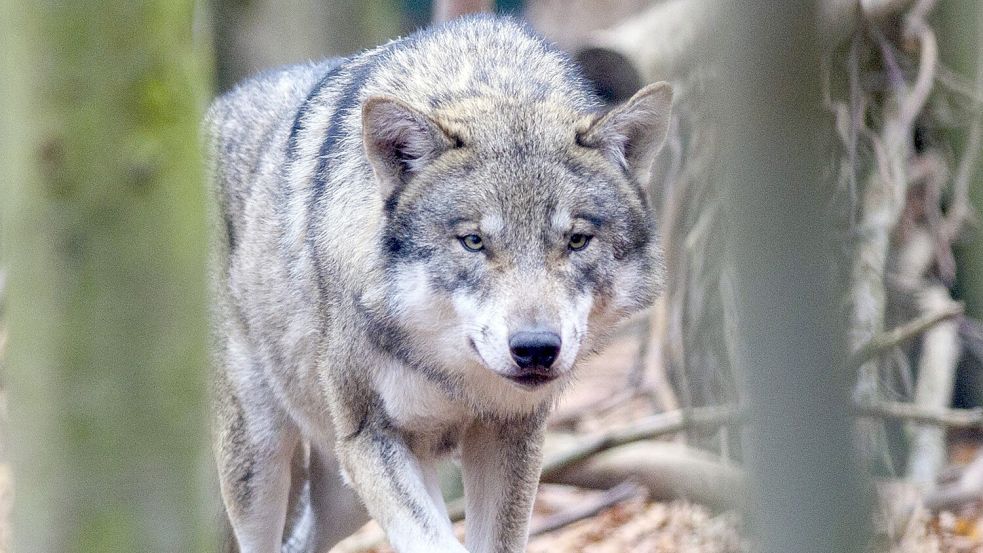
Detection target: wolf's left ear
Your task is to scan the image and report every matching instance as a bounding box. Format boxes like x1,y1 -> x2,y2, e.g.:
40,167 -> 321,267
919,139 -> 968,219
577,81 -> 673,184
362,96 -> 456,205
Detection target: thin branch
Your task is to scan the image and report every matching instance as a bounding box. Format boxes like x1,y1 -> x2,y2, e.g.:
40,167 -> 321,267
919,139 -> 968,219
904,0 -> 937,31
528,481 -> 646,536
851,25 -> 917,401
540,405 -> 741,481
848,302 -> 964,368
856,401 -> 983,428
898,24 -> 937,134
944,117 -> 983,239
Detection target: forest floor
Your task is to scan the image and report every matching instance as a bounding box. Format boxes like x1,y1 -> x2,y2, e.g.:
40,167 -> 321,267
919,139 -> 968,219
347,324 -> 983,553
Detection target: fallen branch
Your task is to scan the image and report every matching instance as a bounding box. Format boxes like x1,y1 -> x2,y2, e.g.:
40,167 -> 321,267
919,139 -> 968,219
856,401 -> 983,428
543,441 -> 746,511
332,449 -> 718,553
541,405 -> 742,481
529,481 -> 646,536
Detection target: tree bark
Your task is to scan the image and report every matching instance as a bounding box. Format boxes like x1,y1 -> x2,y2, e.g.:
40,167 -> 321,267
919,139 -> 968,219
0,2 -> 214,551
713,3 -> 871,553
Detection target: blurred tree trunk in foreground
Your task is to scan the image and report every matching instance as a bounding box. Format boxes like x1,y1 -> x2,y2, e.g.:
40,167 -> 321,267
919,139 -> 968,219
713,3 -> 870,553
0,2 -> 213,552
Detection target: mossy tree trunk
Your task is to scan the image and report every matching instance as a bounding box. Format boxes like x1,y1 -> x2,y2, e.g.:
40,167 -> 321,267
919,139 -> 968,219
0,2 -> 214,551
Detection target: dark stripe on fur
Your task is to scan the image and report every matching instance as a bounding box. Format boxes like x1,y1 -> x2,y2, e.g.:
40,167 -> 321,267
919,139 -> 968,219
285,59 -> 347,163
304,54 -> 384,308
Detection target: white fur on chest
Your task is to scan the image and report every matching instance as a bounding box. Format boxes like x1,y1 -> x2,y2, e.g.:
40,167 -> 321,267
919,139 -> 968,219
372,360 -> 469,433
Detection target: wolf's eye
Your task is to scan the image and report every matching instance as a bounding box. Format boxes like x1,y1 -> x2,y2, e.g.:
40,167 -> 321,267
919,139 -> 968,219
460,234 -> 484,252
568,234 -> 592,251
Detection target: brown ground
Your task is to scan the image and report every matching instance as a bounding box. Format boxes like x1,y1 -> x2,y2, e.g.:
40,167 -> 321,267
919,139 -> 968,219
350,321 -> 983,553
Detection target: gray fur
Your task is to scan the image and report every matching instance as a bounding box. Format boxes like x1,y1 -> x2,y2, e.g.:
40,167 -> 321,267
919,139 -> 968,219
205,15 -> 671,553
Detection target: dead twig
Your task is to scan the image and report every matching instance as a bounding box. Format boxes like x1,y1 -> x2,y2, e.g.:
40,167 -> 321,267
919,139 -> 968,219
528,481 -> 646,536
541,405 -> 742,481
849,302 -> 964,368
856,401 -> 983,428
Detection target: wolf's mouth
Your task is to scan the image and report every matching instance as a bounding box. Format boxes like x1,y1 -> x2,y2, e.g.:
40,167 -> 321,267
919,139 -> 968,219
504,372 -> 558,389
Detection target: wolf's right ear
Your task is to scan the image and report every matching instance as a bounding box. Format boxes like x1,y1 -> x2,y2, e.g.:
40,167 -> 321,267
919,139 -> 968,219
362,96 -> 457,206
576,81 -> 673,185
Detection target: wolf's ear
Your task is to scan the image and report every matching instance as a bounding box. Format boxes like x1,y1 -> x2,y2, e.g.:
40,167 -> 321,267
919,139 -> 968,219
576,81 -> 673,184
362,96 -> 456,205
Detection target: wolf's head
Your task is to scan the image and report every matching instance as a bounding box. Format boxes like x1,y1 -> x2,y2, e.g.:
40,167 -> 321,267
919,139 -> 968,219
363,83 -> 672,405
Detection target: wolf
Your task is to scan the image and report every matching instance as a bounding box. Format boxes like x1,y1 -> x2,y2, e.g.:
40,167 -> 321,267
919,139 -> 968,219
205,14 -> 671,553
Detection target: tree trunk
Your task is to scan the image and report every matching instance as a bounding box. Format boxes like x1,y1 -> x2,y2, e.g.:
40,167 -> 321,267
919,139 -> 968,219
713,3 -> 871,552
0,2 -> 214,551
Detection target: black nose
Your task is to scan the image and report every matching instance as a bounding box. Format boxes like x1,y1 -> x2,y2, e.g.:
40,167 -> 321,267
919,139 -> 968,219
509,331 -> 562,370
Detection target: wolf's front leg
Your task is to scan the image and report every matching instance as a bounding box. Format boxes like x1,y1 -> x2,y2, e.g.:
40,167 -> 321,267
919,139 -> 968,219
461,415 -> 546,553
334,411 -> 467,553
